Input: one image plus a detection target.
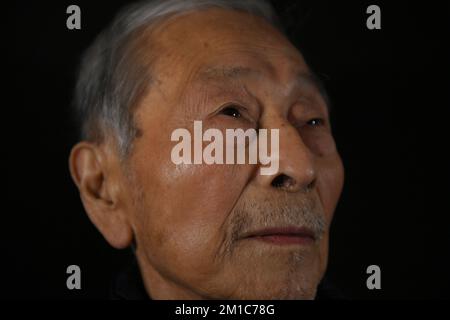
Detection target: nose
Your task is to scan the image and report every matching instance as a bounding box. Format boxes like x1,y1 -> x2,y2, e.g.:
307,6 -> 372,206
255,117 -> 316,193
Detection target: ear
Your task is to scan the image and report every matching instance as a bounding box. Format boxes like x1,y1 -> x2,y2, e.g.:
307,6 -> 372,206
69,142 -> 133,249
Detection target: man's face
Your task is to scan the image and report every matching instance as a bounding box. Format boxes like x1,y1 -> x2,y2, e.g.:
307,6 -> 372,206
122,8 -> 344,299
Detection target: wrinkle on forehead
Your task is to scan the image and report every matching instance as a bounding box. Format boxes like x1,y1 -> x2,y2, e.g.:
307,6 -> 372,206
134,7 -> 326,123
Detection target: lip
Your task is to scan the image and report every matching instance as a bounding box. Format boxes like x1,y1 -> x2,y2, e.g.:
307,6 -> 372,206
241,226 -> 316,245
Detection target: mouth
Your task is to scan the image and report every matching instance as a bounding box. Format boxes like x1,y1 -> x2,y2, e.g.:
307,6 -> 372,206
240,226 -> 316,246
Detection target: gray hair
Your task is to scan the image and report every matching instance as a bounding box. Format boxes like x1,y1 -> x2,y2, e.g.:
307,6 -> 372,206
73,0 -> 282,156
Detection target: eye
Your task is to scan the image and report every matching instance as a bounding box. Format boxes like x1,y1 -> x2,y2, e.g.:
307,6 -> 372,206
220,105 -> 242,118
307,118 -> 324,127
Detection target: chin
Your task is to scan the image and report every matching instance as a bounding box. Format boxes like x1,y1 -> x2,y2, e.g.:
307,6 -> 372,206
232,285 -> 318,300
222,271 -> 321,300
218,252 -> 323,299
264,281 -> 318,300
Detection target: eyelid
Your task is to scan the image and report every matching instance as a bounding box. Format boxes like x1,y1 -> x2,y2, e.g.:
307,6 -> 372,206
296,90 -> 330,115
218,102 -> 247,112
216,102 -> 257,124
307,118 -> 325,126
293,116 -> 328,130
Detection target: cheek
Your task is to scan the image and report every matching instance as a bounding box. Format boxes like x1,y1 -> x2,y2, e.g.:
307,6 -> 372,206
301,130 -> 337,157
161,162 -> 248,241
316,152 -> 344,223
136,142 -> 253,273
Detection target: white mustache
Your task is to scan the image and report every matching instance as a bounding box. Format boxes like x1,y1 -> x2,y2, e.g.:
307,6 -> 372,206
226,194 -> 326,251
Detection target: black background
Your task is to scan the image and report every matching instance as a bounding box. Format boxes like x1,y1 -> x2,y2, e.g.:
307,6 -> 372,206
6,0 -> 450,299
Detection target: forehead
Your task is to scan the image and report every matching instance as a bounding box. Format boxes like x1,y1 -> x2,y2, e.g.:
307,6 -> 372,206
151,9 -> 302,66
152,7 -> 290,48
193,65 -> 320,91
135,9 -> 317,117
146,8 -> 310,94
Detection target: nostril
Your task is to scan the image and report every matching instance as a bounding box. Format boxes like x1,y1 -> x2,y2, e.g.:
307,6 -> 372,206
271,174 -> 296,189
306,179 -> 316,191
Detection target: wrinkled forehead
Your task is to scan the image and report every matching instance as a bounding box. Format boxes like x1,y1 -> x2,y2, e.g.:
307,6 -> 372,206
145,7 -> 303,70
151,7 -> 288,47
145,9 -> 308,90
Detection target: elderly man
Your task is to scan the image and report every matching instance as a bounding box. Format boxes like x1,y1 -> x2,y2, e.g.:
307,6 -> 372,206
69,0 -> 344,300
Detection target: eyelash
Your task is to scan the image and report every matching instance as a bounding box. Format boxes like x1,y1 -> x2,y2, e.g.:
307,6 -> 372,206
220,105 -> 243,118
220,105 -> 324,129
307,118 -> 324,127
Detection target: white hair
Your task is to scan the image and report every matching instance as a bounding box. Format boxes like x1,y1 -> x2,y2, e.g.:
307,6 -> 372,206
73,0 -> 282,155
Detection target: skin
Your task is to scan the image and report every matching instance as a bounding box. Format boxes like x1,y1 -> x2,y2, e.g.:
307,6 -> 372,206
69,8 -> 344,299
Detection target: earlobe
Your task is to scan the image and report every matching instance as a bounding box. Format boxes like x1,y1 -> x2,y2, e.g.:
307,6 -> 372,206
68,142 -> 133,249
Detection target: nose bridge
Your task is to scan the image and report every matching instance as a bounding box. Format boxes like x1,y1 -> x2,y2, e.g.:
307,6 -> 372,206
280,117 -> 316,182
257,111 -> 316,192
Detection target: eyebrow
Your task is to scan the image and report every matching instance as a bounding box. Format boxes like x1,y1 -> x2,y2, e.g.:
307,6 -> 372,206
296,72 -> 331,110
195,65 -> 331,109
